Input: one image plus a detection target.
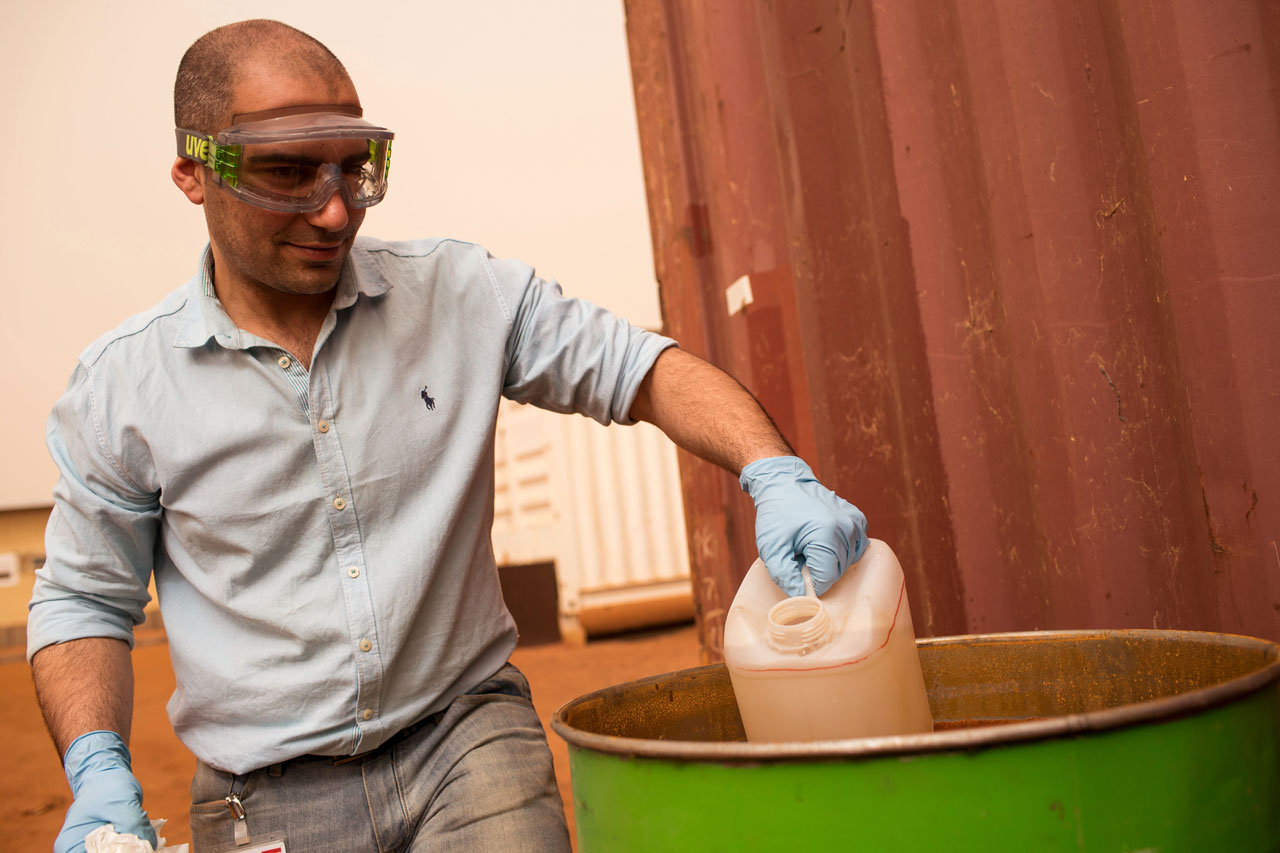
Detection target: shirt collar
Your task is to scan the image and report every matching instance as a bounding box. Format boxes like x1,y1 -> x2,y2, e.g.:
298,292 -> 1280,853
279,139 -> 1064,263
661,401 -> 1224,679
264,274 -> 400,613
173,243 -> 390,349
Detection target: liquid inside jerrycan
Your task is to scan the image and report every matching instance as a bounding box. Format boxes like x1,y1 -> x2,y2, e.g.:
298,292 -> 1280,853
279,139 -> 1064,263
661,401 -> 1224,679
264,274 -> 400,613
723,539 -> 934,742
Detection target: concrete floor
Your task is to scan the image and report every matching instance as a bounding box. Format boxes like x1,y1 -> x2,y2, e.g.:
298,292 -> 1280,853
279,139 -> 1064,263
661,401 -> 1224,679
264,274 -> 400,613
3,623 -> 702,851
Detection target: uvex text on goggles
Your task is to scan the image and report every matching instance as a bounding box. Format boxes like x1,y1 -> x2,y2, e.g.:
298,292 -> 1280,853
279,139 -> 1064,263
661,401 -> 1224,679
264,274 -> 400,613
176,105 -> 393,213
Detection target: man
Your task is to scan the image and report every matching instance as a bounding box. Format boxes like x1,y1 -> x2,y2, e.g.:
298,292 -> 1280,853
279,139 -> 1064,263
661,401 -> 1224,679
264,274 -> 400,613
29,20 -> 866,852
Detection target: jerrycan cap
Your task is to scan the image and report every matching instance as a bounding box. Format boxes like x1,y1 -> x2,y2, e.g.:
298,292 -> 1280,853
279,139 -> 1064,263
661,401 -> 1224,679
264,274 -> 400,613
765,566 -> 834,655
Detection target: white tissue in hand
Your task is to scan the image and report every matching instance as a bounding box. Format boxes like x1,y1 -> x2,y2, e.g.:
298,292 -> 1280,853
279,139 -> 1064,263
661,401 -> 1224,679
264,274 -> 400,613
84,819 -> 189,853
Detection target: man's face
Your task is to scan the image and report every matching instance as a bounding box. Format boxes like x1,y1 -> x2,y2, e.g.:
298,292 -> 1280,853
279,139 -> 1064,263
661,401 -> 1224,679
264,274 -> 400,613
199,68 -> 367,298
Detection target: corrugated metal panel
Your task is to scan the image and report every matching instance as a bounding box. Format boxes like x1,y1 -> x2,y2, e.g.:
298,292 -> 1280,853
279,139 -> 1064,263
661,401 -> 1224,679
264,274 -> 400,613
624,0 -> 1280,658
491,400 -> 692,641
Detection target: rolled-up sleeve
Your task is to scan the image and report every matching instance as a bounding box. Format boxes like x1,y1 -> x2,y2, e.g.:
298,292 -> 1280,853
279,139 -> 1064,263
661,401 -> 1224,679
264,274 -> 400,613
27,362 -> 161,662
494,255 -> 676,425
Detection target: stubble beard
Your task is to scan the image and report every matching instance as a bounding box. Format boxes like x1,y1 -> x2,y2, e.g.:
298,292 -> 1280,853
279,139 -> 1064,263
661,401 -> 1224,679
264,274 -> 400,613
219,232 -> 352,298
202,180 -> 366,297
268,228 -> 358,295
207,203 -> 362,298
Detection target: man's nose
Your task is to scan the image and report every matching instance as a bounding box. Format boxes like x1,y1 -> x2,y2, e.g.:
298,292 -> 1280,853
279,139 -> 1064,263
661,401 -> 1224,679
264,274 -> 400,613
305,187 -> 351,231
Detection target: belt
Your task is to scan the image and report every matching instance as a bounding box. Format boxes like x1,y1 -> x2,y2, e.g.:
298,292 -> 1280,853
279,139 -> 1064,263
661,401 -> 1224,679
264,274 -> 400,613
299,708 -> 447,768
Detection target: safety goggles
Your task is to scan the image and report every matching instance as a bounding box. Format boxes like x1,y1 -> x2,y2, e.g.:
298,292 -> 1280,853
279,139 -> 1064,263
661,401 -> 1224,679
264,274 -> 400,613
176,105 -> 394,213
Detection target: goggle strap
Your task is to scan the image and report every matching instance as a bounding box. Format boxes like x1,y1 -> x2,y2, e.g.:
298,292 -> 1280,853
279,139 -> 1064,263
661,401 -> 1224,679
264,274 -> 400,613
176,129 -> 242,187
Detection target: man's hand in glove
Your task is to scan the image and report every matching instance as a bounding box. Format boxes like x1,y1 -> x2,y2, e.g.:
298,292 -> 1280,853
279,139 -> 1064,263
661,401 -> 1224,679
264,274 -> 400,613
55,731 -> 156,853
740,455 -> 868,598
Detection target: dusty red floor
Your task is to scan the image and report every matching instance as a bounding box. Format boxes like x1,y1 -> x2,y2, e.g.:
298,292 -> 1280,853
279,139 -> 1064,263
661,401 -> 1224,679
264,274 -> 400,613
2,623 -> 701,851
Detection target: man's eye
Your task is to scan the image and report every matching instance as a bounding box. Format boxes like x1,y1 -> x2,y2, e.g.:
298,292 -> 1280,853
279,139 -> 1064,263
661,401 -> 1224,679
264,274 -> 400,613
253,163 -> 318,184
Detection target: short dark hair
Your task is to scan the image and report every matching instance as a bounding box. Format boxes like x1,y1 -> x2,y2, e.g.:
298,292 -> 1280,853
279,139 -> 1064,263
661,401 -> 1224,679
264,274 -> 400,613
174,20 -> 351,134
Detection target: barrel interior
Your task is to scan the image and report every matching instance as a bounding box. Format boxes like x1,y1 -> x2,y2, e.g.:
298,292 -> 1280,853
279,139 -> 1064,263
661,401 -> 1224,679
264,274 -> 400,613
558,630 -> 1280,743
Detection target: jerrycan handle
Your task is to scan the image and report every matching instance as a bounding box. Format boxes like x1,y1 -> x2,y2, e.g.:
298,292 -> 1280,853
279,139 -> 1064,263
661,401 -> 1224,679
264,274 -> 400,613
766,564 -> 833,655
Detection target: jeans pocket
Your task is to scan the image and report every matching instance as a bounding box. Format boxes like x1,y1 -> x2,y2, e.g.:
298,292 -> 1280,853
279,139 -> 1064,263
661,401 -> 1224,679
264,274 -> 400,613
190,764 -> 259,850
190,763 -> 225,812
189,763 -> 260,814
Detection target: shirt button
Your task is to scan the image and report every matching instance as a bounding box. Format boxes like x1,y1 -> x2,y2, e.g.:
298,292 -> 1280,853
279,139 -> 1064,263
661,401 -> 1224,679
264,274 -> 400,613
277,355 -> 291,369
361,709 -> 373,721
333,496 -> 346,510
317,420 -> 329,433
347,565 -> 360,578
359,638 -> 372,652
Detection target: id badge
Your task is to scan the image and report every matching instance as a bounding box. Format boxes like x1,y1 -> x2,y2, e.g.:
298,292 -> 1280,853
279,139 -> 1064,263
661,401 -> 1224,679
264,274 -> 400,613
209,838 -> 288,853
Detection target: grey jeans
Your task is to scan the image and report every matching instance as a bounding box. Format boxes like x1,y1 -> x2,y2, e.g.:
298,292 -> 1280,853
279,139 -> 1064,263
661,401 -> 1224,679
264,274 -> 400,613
189,663 -> 571,852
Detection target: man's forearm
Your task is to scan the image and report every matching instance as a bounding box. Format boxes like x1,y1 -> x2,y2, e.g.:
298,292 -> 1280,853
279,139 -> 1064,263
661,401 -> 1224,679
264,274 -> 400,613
32,637 -> 134,760
630,348 -> 793,475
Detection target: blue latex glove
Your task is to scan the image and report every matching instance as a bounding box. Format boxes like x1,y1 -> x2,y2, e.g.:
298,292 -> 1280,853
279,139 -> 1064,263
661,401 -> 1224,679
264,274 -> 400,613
740,456 -> 868,597
56,731 -> 156,853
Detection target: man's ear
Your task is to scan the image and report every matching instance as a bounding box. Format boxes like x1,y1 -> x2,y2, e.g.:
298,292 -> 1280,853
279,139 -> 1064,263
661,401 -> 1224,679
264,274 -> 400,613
171,157 -> 205,204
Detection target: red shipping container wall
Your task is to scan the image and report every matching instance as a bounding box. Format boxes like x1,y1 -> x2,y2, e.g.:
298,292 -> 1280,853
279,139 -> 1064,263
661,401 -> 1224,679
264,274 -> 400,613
624,0 -> 1280,659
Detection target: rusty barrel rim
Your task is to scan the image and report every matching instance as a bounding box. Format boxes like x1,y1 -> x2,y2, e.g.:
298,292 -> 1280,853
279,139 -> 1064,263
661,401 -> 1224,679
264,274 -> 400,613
551,629 -> 1280,762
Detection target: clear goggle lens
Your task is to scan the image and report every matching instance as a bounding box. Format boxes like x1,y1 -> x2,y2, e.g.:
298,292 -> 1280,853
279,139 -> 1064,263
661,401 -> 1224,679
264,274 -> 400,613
176,112 -> 393,213
233,137 -> 391,211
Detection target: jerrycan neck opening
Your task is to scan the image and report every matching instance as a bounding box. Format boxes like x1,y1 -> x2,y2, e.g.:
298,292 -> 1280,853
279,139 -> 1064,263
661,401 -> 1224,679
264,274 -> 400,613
766,596 -> 833,655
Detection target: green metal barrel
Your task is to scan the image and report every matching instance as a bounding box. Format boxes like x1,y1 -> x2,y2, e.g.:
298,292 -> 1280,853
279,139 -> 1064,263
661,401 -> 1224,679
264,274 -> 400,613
552,630 -> 1279,851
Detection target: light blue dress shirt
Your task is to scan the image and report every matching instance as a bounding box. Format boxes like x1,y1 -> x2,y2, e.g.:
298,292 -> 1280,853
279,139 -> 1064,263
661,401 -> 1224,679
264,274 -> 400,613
28,237 -> 675,774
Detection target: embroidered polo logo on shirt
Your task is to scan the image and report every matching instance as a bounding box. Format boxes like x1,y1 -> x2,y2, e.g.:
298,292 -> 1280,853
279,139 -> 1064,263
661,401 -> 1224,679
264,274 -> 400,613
421,386 -> 436,411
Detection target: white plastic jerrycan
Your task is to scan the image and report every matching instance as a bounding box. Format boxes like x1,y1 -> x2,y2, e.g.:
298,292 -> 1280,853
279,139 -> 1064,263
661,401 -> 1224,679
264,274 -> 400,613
723,539 -> 934,742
